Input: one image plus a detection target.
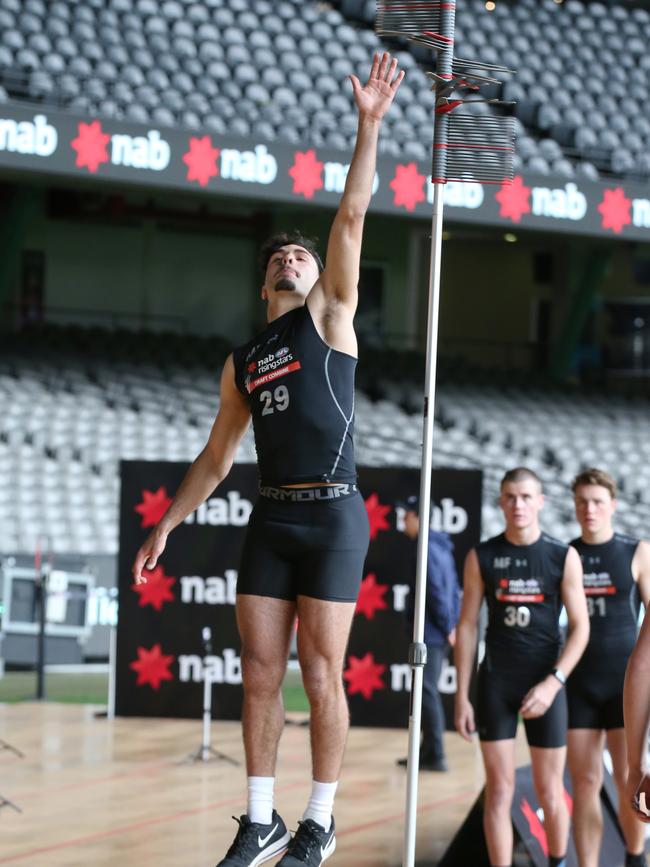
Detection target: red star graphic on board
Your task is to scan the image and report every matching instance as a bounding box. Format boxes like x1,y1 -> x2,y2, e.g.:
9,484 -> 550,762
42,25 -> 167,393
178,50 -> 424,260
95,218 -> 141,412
495,175 -> 531,223
500,579 -> 508,588
288,149 -> 324,199
389,162 -> 426,212
343,652 -> 386,700
70,120 -> 110,173
598,186 -> 632,234
364,492 -> 391,541
183,135 -> 220,187
130,643 -> 175,690
134,486 -> 173,528
132,564 -> 176,611
356,573 -> 389,620
521,797 -> 548,856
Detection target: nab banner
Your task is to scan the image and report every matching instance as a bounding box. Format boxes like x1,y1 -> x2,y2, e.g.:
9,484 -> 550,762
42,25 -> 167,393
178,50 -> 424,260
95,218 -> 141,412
116,461 -> 481,724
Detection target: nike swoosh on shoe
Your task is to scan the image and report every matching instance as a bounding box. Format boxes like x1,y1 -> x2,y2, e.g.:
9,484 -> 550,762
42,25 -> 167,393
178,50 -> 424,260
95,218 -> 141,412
258,823 -> 278,847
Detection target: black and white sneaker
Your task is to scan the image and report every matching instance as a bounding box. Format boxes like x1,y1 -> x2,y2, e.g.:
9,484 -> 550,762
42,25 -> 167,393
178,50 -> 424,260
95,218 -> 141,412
215,810 -> 291,866
277,816 -> 336,866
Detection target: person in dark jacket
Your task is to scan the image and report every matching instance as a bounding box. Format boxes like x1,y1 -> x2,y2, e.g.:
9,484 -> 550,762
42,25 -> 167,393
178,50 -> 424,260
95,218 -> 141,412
397,495 -> 461,772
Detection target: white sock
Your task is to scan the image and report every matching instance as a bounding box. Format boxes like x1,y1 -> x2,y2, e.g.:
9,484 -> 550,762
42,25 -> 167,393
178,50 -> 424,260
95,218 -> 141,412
303,780 -> 338,831
247,776 -> 274,825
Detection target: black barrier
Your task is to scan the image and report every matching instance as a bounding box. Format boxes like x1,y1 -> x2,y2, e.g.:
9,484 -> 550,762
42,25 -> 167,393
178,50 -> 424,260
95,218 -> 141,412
1,103 -> 650,241
116,461 -> 482,723
439,765 -> 626,867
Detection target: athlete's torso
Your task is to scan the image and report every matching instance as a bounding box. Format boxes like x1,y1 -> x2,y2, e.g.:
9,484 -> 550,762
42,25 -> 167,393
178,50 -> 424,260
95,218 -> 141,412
232,304 -> 357,487
571,533 -> 640,670
477,532 -> 569,665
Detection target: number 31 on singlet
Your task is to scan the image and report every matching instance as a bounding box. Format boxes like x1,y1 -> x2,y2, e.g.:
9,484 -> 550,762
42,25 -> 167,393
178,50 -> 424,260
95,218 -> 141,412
260,385 -> 290,416
504,605 -> 531,627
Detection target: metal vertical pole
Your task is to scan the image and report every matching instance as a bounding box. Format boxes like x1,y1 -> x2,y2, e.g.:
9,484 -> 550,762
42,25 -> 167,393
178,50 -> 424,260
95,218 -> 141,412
402,183 -> 445,867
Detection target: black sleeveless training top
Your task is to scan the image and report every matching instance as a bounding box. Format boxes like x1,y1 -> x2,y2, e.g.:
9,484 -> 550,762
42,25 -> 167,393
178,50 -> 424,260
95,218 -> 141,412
477,532 -> 570,665
232,304 -> 357,487
571,533 -> 640,671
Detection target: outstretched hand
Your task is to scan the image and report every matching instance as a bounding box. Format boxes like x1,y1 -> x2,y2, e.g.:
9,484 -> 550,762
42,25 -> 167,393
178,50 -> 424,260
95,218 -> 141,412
349,51 -> 405,121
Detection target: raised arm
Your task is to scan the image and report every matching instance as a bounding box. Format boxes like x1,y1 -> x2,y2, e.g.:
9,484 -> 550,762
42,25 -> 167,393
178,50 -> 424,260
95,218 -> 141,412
624,606 -> 650,819
132,354 -> 251,583
520,546 -> 589,719
454,548 -> 484,741
307,52 -> 404,353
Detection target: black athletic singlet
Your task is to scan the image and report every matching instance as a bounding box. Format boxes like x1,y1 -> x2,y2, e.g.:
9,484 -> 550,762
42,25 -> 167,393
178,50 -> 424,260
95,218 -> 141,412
232,304 -> 357,487
478,532 -> 569,665
567,534 -> 640,730
476,533 -> 570,746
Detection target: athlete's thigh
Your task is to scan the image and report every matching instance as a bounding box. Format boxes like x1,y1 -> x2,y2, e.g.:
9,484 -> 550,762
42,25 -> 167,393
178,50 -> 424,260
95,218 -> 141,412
236,594 -> 297,665
567,728 -> 605,785
295,595 -> 356,669
237,501 -> 296,601
524,686 -> 568,749
481,738 -> 517,790
605,728 -> 629,782
530,744 -> 567,794
476,666 -> 519,742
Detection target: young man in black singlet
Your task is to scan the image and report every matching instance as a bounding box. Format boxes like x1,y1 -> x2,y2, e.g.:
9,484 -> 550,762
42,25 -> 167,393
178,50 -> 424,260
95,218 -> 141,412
566,469 -> 650,867
455,467 -> 589,867
132,53 -> 404,867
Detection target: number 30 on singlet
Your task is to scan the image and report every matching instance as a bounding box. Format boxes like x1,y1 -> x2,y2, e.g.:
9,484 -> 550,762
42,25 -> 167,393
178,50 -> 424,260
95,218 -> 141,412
504,605 -> 531,627
260,384 -> 290,416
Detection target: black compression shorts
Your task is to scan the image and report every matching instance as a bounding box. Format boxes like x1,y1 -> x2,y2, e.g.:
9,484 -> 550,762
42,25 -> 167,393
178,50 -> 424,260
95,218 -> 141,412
567,668 -> 625,730
477,662 -> 568,748
237,486 -> 370,602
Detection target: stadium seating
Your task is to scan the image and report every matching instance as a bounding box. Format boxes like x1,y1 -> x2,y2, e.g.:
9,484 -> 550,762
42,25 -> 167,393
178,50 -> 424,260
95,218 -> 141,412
0,0 -> 648,179
2,325 -> 650,555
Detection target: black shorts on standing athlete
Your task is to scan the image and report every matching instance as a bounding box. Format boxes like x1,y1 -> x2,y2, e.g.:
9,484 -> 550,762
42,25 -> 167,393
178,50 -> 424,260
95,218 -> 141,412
476,533 -> 569,748
567,533 -> 640,730
232,303 -> 370,602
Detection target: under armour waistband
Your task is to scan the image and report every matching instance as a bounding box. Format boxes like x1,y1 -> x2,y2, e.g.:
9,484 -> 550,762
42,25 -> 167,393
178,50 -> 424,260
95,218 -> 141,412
259,483 -> 358,502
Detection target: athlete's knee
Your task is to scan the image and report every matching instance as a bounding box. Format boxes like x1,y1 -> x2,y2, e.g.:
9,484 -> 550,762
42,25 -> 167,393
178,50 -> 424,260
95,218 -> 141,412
485,777 -> 515,813
241,647 -> 285,696
301,659 -> 344,705
571,764 -> 603,796
536,778 -> 566,816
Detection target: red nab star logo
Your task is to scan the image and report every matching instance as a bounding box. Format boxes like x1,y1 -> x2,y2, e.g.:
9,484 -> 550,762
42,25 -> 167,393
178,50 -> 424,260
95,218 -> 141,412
495,175 -> 531,223
598,186 -> 632,234
364,493 -> 391,541
183,135 -> 220,187
132,564 -> 176,611
247,361 -> 257,373
70,120 -> 110,173
288,149 -> 324,199
130,643 -> 175,690
343,652 -> 386,700
389,162 -> 426,211
356,573 -> 389,620
500,579 -> 508,588
134,486 -> 173,528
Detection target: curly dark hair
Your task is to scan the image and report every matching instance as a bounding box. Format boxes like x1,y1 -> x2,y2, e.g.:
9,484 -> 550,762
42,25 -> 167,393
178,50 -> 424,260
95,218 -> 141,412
258,231 -> 324,275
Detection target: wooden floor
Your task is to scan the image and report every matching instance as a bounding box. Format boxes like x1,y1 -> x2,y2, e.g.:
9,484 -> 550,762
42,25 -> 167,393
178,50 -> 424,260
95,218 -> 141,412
0,703 -> 493,867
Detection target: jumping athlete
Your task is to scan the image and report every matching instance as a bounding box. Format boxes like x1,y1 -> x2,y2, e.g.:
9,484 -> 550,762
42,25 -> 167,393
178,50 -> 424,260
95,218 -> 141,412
567,469 -> 650,867
455,467 -> 589,867
132,52 -> 404,867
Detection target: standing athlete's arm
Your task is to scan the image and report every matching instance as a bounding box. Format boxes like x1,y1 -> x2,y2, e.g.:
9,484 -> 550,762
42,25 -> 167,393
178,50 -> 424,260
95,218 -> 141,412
624,607 -> 650,818
132,354 -> 251,583
307,52 -> 404,352
633,540 -> 650,607
454,548 -> 484,741
520,546 -> 589,719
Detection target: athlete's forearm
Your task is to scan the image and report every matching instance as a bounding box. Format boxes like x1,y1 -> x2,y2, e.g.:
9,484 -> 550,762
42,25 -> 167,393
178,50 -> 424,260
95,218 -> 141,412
624,616 -> 650,772
454,620 -> 478,700
340,115 -> 381,217
555,617 -> 589,677
157,448 -> 227,534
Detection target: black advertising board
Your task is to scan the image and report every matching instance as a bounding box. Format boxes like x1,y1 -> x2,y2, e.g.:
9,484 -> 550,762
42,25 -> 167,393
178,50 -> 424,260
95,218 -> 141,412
2,101 -> 650,241
116,461 -> 482,726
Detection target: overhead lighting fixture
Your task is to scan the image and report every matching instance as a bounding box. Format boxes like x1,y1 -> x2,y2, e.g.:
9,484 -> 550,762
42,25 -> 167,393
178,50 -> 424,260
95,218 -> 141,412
485,0 -> 496,10
504,233 -> 518,243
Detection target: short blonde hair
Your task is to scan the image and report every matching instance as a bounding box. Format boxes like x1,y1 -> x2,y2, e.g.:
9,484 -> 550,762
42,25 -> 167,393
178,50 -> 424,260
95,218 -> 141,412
500,467 -> 543,492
